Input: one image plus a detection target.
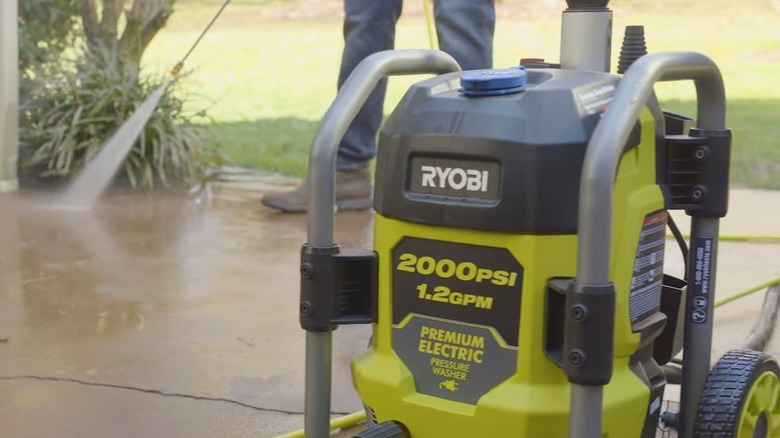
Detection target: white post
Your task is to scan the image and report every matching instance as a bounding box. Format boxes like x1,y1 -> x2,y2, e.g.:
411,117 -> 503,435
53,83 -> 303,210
0,0 -> 19,193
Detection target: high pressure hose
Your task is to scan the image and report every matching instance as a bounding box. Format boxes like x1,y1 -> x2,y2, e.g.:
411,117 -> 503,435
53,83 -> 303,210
735,283 -> 780,351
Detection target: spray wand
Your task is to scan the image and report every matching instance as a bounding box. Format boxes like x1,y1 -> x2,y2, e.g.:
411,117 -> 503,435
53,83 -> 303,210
61,0 -> 233,209
170,0 -> 233,79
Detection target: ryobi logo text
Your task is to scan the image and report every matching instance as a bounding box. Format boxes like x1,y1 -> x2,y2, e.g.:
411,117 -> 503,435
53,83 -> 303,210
397,253 -> 518,287
420,165 -> 489,192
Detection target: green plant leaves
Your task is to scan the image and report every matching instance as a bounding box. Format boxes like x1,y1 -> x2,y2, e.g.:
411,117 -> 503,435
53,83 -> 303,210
20,43 -> 222,190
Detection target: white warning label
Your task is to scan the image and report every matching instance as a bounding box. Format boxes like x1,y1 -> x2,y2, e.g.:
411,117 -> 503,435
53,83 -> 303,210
576,84 -> 616,115
690,236 -> 713,324
629,211 -> 667,324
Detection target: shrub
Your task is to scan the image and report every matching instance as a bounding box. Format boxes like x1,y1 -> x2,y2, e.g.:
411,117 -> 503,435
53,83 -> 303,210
20,44 -> 221,189
18,0 -> 79,72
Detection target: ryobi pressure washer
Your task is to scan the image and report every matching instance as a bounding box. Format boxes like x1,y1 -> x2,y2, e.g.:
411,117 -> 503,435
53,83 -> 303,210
296,1 -> 780,437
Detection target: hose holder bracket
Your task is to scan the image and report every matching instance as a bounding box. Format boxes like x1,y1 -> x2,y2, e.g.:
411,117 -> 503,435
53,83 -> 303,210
661,128 -> 733,218
563,281 -> 616,386
299,245 -> 378,332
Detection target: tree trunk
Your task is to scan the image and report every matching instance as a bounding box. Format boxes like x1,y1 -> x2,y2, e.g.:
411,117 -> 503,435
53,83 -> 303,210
118,0 -> 174,71
99,0 -> 126,46
79,0 -> 100,45
79,0 -> 174,72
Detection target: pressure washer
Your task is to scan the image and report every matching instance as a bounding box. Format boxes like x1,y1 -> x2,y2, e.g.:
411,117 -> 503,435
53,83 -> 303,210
295,1 -> 779,437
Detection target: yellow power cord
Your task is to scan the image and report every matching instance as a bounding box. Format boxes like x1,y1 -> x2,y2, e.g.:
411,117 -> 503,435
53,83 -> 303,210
668,233 -> 780,244
274,411 -> 366,438
665,233 -> 780,305
422,0 -> 438,50
715,277 -> 780,308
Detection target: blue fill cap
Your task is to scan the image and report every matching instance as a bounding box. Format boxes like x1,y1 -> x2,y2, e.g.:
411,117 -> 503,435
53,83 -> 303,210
459,66 -> 528,96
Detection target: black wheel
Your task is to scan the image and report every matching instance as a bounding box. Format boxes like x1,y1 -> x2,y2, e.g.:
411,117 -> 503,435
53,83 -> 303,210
693,349 -> 780,437
352,421 -> 410,438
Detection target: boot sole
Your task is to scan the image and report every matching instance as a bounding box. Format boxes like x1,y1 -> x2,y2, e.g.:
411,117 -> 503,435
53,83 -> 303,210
336,198 -> 373,212
261,197 -> 372,213
260,197 -> 308,213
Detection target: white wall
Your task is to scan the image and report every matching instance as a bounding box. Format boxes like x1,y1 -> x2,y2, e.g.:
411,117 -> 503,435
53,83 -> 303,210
0,0 -> 19,193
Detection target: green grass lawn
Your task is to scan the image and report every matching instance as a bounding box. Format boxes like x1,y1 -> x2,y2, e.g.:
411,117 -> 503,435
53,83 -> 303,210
143,0 -> 780,188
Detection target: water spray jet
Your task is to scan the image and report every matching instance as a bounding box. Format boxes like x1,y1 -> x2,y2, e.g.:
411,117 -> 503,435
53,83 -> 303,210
57,0 -> 232,210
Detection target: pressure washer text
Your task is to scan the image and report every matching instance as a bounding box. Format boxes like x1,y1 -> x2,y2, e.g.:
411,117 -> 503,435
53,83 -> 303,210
396,253 -> 518,287
418,325 -> 485,364
430,357 -> 471,381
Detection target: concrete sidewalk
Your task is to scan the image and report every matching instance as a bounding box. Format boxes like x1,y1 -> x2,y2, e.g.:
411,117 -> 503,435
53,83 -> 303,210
0,185 -> 777,437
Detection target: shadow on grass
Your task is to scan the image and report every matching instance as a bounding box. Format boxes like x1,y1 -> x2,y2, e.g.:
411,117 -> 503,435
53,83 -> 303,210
205,98 -> 780,189
201,117 -> 318,179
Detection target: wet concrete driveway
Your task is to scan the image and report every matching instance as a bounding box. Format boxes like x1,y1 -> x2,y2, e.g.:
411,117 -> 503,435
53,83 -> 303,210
0,185 -> 373,437
0,183 -> 778,437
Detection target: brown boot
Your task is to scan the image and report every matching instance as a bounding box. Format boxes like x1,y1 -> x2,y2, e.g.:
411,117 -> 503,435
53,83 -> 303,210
260,167 -> 373,213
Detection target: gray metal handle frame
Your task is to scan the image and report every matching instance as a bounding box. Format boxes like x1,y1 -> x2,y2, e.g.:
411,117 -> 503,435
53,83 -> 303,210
304,49 -> 461,438
571,51 -> 726,438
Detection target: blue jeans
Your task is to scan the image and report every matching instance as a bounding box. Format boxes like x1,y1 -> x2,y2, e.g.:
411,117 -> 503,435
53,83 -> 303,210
336,0 -> 496,170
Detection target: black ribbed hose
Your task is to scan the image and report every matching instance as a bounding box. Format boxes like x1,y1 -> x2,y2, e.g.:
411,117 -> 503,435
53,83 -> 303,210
617,25 -> 648,74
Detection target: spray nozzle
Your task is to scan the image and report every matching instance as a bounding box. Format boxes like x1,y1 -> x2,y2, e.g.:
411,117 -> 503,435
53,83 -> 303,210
169,62 -> 184,78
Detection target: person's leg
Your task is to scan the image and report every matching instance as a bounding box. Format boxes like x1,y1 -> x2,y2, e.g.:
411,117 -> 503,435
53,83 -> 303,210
433,0 -> 495,71
261,0 -> 403,213
336,0 -> 404,171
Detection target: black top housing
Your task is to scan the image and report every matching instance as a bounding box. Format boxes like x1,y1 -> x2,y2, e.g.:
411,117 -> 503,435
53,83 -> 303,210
373,68 -> 647,234
566,0 -> 610,10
